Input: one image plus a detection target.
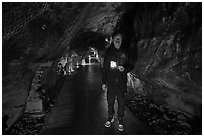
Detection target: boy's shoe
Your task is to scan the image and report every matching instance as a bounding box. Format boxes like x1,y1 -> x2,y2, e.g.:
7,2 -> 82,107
104,115 -> 114,128
118,117 -> 124,131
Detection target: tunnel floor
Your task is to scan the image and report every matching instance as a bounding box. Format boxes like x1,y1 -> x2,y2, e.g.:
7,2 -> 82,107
40,64 -> 156,135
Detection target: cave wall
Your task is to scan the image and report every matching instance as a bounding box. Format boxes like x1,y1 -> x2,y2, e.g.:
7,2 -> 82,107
3,2 -> 89,63
121,3 -> 202,117
2,62 -> 36,126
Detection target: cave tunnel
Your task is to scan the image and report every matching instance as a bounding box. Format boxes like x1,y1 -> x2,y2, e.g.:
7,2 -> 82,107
2,2 -> 202,135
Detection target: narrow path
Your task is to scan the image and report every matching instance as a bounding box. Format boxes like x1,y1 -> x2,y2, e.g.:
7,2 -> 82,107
40,64 -> 156,135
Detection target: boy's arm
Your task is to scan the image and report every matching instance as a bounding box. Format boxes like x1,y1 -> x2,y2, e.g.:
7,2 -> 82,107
123,52 -> 134,73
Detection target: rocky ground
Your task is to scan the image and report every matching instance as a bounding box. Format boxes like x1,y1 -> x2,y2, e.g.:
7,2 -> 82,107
126,90 -> 202,135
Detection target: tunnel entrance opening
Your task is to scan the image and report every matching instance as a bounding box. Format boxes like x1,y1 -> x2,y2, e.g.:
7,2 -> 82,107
69,30 -> 107,66
83,47 -> 100,65
70,30 -> 107,54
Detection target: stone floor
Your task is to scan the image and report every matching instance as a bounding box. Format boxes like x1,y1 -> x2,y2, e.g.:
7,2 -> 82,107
40,64 -> 156,135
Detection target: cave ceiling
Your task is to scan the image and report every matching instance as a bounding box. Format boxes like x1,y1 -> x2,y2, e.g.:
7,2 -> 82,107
2,2 -> 133,62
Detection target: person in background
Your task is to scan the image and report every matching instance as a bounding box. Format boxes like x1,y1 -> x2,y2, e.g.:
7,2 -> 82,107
102,30 -> 134,131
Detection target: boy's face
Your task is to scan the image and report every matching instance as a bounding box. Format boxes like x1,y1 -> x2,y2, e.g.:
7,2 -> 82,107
113,34 -> 122,49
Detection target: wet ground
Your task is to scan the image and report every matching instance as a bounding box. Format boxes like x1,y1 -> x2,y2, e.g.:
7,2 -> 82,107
40,64 -> 156,135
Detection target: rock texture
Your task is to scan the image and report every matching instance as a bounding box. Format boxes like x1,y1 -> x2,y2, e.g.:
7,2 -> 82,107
2,2 -> 201,133
123,3 -> 201,118
2,2 -> 126,62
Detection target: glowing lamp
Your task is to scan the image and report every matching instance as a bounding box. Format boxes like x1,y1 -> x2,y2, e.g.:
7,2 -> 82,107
110,61 -> 117,68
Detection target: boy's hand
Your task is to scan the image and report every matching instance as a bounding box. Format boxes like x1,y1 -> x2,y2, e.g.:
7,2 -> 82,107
118,66 -> 124,72
102,84 -> 107,91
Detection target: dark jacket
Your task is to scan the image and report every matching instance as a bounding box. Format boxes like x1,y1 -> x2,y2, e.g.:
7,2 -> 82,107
102,45 -> 134,88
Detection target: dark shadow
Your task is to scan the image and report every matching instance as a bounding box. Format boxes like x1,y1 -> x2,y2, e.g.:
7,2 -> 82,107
118,130 -> 127,135
71,29 -> 106,54
103,126 -> 116,135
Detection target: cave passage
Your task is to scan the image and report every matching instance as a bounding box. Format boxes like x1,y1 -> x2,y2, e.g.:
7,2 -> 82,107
40,64 -> 156,135
2,2 -> 202,135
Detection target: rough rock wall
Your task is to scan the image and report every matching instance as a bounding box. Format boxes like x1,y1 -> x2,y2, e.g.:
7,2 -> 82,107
3,3 -> 49,43
123,3 -> 201,117
2,2 -> 87,127
3,2 -> 88,63
133,30 -> 201,117
2,62 -> 35,126
2,2 -> 125,63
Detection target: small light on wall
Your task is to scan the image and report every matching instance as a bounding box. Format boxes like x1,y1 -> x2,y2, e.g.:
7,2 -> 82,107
42,24 -> 46,30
